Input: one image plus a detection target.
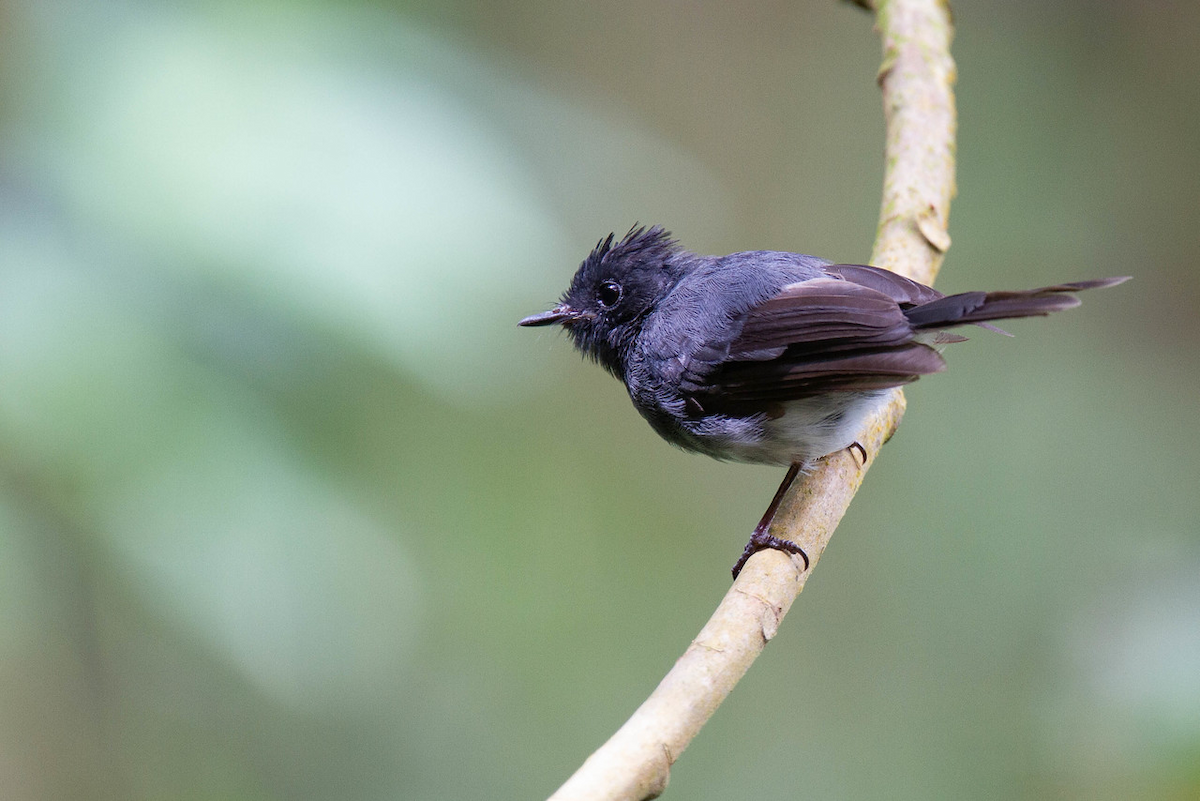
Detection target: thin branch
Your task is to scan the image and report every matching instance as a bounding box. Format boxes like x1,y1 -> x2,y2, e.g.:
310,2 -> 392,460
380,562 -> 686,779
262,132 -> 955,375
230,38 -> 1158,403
547,2 -> 956,799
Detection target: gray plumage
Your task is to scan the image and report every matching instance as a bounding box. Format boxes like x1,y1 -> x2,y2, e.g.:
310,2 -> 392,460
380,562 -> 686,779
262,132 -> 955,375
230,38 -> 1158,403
520,226 -> 1127,468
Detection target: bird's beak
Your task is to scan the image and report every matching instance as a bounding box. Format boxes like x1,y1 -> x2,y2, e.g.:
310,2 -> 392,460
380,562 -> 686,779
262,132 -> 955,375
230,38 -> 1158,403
518,305 -> 576,327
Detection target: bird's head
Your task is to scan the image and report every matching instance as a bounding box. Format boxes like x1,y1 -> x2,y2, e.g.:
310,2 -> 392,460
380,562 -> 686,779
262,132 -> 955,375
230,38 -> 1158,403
519,225 -> 681,376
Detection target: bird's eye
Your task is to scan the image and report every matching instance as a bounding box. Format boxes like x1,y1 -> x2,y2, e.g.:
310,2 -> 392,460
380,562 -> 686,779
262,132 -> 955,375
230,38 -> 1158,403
597,280 -> 622,309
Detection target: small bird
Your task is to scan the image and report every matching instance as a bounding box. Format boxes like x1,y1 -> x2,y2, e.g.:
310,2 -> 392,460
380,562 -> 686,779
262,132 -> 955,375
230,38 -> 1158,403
520,226 -> 1127,577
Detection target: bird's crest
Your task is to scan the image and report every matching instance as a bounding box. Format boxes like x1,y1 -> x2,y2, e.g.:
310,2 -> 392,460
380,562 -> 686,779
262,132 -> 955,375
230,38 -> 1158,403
581,225 -> 678,276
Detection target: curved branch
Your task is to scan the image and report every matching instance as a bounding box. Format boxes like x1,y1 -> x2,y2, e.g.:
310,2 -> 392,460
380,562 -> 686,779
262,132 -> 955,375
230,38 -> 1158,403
547,2 -> 956,799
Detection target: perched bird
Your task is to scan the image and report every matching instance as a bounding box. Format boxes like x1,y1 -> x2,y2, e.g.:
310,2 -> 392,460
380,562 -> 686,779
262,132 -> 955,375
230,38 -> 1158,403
520,226 -> 1127,577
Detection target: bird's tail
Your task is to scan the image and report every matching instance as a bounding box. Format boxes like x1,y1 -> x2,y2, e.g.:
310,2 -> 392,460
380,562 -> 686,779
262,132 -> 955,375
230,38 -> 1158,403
903,277 -> 1129,331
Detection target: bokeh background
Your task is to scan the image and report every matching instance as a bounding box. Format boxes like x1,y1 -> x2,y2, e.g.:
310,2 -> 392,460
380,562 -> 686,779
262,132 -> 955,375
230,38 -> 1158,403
1,1 -> 1197,798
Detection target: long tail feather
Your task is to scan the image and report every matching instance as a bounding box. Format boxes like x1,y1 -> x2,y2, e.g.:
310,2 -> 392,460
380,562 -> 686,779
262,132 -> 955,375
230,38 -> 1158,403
904,276 -> 1129,330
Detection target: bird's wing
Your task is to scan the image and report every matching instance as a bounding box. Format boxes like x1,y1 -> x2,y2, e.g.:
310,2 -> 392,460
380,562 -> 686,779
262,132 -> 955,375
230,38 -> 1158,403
822,264 -> 944,306
681,277 -> 946,413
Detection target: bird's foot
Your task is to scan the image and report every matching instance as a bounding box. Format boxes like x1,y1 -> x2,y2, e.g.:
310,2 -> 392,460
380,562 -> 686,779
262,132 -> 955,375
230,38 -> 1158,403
731,527 -> 810,579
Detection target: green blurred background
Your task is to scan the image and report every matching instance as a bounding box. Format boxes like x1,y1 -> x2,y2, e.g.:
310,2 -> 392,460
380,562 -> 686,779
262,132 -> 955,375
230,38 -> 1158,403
1,1 -> 1197,798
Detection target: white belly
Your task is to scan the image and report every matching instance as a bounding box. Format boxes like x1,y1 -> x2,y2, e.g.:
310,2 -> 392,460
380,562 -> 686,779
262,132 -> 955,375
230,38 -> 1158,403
720,390 -> 893,466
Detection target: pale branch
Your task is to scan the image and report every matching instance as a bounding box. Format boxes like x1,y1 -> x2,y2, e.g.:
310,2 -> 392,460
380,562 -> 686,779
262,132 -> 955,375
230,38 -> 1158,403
546,2 -> 956,799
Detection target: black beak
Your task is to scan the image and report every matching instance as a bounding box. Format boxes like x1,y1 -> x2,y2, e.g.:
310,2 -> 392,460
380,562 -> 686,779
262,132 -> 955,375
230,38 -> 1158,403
518,305 -> 575,327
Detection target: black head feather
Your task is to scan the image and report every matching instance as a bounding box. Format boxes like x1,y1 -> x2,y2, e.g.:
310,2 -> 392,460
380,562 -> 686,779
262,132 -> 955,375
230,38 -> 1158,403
572,225 -> 679,289
557,225 -> 683,376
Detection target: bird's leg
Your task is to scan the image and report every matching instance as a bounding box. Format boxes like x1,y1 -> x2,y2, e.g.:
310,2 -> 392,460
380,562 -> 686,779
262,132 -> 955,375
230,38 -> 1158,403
731,462 -> 809,579
847,440 -> 867,467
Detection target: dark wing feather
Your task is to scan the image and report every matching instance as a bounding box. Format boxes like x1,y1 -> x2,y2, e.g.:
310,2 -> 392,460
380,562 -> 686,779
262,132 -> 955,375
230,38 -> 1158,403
729,278 -> 913,354
684,277 -> 944,414
823,264 -> 944,306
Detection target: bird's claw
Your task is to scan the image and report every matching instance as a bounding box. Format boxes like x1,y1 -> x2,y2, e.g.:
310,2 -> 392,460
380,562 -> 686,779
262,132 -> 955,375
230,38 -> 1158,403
731,529 -> 810,579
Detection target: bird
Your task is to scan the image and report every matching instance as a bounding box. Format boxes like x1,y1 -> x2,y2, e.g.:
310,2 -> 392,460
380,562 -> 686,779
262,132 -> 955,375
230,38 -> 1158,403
519,225 -> 1127,577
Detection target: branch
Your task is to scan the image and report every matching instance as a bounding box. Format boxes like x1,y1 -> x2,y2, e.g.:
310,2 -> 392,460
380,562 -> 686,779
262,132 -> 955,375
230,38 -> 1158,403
547,2 -> 956,799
